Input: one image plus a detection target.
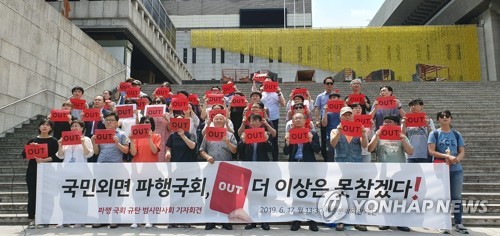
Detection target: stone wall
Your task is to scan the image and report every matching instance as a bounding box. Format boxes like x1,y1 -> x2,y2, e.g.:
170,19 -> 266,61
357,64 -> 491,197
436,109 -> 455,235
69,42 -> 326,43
0,0 -> 126,135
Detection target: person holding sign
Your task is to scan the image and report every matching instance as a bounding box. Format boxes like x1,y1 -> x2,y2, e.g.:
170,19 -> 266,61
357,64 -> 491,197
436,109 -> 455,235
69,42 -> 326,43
69,86 -> 87,119
402,99 -> 435,163
368,114 -> 413,232
84,95 -> 110,138
150,97 -> 172,162
345,79 -> 371,114
165,116 -> 197,162
284,103 -> 315,133
201,104 -> 234,135
48,101 -> 75,140
102,90 -> 116,111
286,92 -> 313,115
129,117 -> 162,163
117,99 -> 141,137
330,107 -> 368,162
56,120 -> 94,163
238,102 -> 276,139
238,114 -> 272,162
22,119 -> 60,229
261,77 -> 285,161
91,112 -> 129,163
351,103 -> 375,162
314,77 -> 336,161
428,110 -> 468,234
321,92 -> 343,161
286,95 -> 313,122
284,113 -> 320,232
373,86 -> 406,131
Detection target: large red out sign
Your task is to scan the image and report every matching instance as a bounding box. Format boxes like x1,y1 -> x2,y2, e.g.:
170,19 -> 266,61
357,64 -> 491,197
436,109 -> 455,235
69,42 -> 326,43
205,127 -> 226,141
24,143 -> 48,159
348,94 -> 365,105
119,82 -> 132,92
61,131 -> 82,145
405,113 -> 427,127
288,128 -> 310,144
206,94 -> 224,105
340,121 -> 363,137
171,98 -> 189,111
244,128 -> 266,144
50,109 -> 70,122
170,118 -> 190,132
354,114 -> 372,127
291,88 -> 309,100
379,125 -> 401,140
145,105 -> 165,118
230,95 -> 247,107
81,108 -> 101,122
70,98 -> 86,110
115,105 -> 135,118
210,162 -> 252,214
93,129 -> 115,144
126,87 -> 140,98
209,109 -> 226,121
222,83 -> 236,95
263,81 -> 278,93
188,94 -> 199,105
377,96 -> 398,109
130,124 -> 151,139
155,87 -> 171,98
326,100 -> 344,113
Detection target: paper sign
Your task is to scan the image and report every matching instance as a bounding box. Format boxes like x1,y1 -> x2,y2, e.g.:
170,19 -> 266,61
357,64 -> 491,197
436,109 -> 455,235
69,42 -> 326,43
70,98 -> 86,110
379,125 -> 402,140
288,128 -> 310,144
172,93 -> 187,100
205,90 -> 221,97
209,109 -> 226,121
145,105 -> 165,118
263,81 -> 278,93
50,109 -> 70,122
61,131 -> 82,145
171,97 -> 189,111
205,127 -> 226,141
305,118 -> 311,129
81,108 -> 101,122
222,83 -> 236,95
291,88 -> 309,100
135,98 -> 149,111
348,94 -> 365,105
115,104 -> 135,119
126,87 -> 140,98
188,94 -> 199,105
253,73 -> 267,82
93,129 -> 115,144
170,118 -> 190,132
244,128 -> 266,144
354,114 -> 372,128
340,121 -> 363,137
206,94 -> 224,105
230,95 -> 247,107
326,100 -> 345,113
24,143 -> 48,159
377,96 -> 398,109
210,162 -> 252,214
405,113 -> 427,127
130,124 -> 151,139
119,82 -> 131,92
155,87 -> 171,98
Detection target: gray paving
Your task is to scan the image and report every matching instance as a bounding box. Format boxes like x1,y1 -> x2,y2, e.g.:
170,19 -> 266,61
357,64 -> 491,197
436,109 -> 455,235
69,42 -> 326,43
1,225 -> 499,236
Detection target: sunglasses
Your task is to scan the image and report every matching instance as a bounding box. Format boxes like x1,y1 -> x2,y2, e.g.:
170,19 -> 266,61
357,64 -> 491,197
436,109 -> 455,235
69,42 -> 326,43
325,82 -> 334,85
153,100 -> 162,104
439,114 -> 451,119
294,106 -> 304,109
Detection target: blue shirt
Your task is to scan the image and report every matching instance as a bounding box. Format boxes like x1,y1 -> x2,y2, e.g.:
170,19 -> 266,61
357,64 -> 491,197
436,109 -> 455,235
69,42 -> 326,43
97,130 -> 129,163
261,92 -> 280,121
314,91 -> 331,118
428,129 -> 465,171
294,144 -> 304,160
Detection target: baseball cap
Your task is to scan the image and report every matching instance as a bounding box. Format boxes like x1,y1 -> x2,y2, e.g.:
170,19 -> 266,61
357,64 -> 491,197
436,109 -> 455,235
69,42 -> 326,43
340,107 -> 353,116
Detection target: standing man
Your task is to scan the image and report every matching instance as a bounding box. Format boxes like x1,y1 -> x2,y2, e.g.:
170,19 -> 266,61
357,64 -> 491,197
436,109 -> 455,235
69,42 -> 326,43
402,99 -> 435,163
70,86 -> 86,119
345,78 -> 371,114
284,113 -> 320,232
314,77 -> 335,161
260,77 -> 285,161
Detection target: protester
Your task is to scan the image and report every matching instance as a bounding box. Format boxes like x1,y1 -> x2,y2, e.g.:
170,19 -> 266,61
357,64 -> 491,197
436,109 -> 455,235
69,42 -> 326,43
373,86 -> 406,131
260,77 -> 285,161
314,77 -> 335,161
321,92 -> 343,161
428,110 -> 468,234
69,86 -> 87,119
402,99 -> 435,163
49,101 -> 75,140
345,78 -> 371,114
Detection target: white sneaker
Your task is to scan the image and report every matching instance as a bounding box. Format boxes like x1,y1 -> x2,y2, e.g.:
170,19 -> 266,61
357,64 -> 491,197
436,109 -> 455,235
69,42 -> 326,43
145,223 -> 153,228
27,220 -> 35,229
130,223 -> 138,228
438,229 -> 450,234
455,224 -> 469,234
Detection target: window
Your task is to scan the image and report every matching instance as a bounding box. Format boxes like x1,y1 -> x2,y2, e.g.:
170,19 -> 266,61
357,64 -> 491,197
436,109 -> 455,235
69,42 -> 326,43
278,47 -> 282,63
249,47 -> 254,63
192,48 -> 196,63
220,49 -> 225,63
183,48 -> 187,63
211,48 -> 216,63
240,53 -> 244,63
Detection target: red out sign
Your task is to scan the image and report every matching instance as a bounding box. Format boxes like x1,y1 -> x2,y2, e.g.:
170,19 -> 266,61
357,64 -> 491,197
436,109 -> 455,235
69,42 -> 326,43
155,87 -> 171,98
126,87 -> 140,98
222,83 -> 236,95
230,95 -> 247,107
288,128 -> 310,144
354,114 -> 372,128
70,98 -> 86,110
263,81 -> 278,93
50,109 -> 70,122
61,131 -> 82,145
188,94 -> 199,105
24,143 -> 48,159
115,105 -> 135,119
206,94 -> 224,105
93,129 -> 115,144
244,128 -> 266,144
119,82 -> 132,92
145,105 -> 165,118
171,98 -> 189,111
379,125 -> 401,140
377,96 -> 397,109
291,88 -> 309,100
130,124 -> 151,139
405,113 -> 427,127
340,121 -> 363,137
82,108 -> 101,122
326,100 -> 344,113
170,118 -> 190,132
348,94 -> 365,105
205,127 -> 226,141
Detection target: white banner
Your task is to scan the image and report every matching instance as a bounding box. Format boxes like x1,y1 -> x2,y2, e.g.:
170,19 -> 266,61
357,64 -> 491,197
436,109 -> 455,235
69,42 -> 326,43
36,162 -> 451,229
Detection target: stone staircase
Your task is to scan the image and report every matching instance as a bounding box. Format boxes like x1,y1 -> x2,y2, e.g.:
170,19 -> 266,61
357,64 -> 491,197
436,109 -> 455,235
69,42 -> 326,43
0,82 -> 499,226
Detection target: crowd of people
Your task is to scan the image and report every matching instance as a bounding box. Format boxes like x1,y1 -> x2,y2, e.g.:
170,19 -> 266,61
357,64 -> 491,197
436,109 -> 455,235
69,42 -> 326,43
21,76 -> 468,234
